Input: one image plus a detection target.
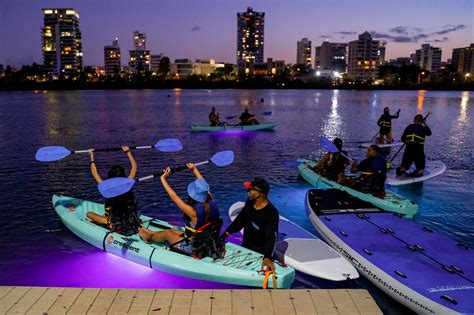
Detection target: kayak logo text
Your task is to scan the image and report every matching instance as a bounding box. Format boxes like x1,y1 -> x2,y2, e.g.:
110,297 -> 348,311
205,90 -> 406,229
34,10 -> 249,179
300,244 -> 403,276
106,235 -> 140,253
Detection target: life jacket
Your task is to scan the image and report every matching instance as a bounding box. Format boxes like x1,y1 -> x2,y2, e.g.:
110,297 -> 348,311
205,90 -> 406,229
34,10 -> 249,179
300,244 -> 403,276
184,200 -> 220,240
378,114 -> 393,128
358,156 -> 387,194
404,133 -> 426,144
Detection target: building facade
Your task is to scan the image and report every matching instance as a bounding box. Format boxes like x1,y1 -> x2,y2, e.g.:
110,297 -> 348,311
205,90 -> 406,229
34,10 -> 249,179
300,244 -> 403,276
414,44 -> 442,75
150,54 -> 164,74
237,7 -> 265,74
42,8 -> 83,78
296,38 -> 312,68
104,38 -> 121,77
315,42 -> 348,74
347,32 -> 381,81
452,44 -> 474,74
129,31 -> 150,74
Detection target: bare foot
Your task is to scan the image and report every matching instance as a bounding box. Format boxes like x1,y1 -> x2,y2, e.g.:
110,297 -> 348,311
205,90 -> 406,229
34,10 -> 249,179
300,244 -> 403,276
138,228 -> 153,243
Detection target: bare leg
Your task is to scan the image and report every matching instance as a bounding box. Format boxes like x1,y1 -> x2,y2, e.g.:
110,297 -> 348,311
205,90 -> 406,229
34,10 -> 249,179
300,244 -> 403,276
386,131 -> 394,143
139,228 -> 183,245
87,212 -> 108,225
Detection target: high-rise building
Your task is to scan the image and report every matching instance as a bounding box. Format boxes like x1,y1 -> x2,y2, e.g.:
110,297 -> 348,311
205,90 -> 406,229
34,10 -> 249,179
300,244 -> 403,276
129,31 -> 150,74
42,8 -> 82,77
315,42 -> 348,73
150,54 -> 164,73
104,38 -> 121,77
347,32 -> 381,81
414,44 -> 442,75
237,7 -> 265,69
296,38 -> 312,68
452,44 -> 474,74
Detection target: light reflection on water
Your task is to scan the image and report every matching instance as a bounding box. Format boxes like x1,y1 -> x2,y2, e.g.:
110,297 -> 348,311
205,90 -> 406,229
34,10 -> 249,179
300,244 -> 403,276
0,89 -> 473,314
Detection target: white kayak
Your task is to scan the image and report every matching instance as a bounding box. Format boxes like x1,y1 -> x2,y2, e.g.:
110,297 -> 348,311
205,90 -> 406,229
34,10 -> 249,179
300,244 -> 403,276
386,160 -> 446,186
360,141 -> 403,148
228,201 -> 359,281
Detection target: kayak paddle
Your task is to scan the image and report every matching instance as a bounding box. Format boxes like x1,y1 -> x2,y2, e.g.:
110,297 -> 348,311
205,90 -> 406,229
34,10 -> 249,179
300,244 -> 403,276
98,150 -> 235,198
282,161 -> 305,168
319,136 -> 355,163
35,138 -> 183,162
225,111 -> 272,120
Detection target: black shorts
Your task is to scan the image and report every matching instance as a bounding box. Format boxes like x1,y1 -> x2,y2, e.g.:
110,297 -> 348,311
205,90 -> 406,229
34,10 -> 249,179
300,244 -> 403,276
379,126 -> 392,135
401,146 -> 425,170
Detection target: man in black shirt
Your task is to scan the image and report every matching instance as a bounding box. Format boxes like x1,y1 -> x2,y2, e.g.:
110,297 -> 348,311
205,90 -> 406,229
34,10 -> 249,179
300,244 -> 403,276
239,107 -> 259,125
222,178 -> 278,272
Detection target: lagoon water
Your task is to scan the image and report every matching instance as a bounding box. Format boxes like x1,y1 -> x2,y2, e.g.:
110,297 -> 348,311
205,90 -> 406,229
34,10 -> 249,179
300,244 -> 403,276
0,89 -> 473,313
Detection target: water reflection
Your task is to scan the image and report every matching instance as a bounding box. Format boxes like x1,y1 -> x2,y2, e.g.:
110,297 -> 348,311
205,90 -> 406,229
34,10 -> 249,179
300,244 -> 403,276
321,90 -> 342,139
459,91 -> 469,123
417,90 -> 426,112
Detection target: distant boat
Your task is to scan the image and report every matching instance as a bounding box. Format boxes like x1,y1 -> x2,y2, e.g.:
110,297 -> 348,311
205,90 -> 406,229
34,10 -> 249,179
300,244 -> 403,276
191,122 -> 277,132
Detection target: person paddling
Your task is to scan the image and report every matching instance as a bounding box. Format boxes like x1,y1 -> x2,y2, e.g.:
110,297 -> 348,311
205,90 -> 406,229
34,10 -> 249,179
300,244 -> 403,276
377,107 -> 400,144
139,163 -> 222,256
347,145 -> 387,196
221,178 -> 278,272
239,107 -> 260,125
87,146 -> 141,236
305,137 -> 349,183
396,114 -> 432,177
209,106 -> 224,126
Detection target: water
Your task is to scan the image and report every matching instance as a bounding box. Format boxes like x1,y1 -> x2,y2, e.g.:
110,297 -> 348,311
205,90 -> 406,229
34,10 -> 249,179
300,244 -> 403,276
0,89 -> 473,314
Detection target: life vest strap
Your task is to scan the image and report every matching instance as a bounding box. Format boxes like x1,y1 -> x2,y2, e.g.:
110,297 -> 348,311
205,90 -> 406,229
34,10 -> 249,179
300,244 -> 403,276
262,269 -> 278,289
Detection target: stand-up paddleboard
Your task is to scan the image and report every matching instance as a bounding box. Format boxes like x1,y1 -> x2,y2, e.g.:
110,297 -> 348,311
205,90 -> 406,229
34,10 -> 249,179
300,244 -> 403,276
306,188 -> 474,314
386,160 -> 446,186
229,201 -> 358,281
191,122 -> 276,132
359,141 -> 403,148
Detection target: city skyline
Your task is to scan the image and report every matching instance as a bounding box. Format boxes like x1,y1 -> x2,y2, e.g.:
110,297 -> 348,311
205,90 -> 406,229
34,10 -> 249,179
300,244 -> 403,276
1,0 -> 473,67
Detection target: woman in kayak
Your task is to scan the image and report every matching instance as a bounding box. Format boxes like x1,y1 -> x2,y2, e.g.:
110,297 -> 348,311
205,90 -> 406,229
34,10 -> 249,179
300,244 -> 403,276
139,163 -> 221,255
87,146 -> 141,236
306,138 -> 349,183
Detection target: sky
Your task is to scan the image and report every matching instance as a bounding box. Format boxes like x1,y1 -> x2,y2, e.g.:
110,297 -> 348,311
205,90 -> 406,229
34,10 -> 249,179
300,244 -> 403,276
0,0 -> 473,67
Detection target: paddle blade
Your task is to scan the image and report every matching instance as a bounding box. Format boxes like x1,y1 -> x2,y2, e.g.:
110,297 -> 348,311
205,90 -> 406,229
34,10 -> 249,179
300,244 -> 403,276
225,115 -> 236,120
154,138 -> 183,152
319,136 -> 339,153
35,146 -> 71,162
210,150 -> 234,167
262,111 -> 272,116
98,177 -> 136,198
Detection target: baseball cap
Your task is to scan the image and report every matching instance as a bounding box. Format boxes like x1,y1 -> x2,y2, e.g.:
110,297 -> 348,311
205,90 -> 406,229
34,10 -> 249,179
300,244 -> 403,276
243,178 -> 270,194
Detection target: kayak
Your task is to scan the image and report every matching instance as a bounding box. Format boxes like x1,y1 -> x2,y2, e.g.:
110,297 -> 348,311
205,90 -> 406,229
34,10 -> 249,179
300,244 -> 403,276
53,195 -> 295,288
297,159 -> 418,218
386,160 -> 446,186
359,141 -> 403,148
306,188 -> 474,315
228,202 -> 359,281
191,122 -> 276,132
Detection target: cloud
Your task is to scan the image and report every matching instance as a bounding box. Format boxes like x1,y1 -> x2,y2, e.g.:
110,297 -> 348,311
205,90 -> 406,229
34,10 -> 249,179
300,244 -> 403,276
335,31 -> 357,35
389,26 -> 409,35
319,35 -> 331,38
192,26 -> 200,32
429,37 -> 449,43
432,24 -> 466,36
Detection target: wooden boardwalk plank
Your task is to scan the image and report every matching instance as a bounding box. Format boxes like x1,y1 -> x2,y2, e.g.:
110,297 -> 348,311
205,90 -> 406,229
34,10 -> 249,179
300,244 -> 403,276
128,289 -> 155,315
66,288 -> 100,315
309,289 -> 338,315
26,287 -> 65,315
0,287 -> 30,314
6,287 -> 47,314
328,289 -> 359,315
47,287 -> 82,315
290,289 -> 317,314
87,288 -> 118,315
347,289 -> 383,315
107,289 -> 137,314
0,286 -> 14,300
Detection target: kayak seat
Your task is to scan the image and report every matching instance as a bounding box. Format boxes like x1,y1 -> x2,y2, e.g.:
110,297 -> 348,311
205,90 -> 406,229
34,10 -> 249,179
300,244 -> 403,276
169,218 -> 226,260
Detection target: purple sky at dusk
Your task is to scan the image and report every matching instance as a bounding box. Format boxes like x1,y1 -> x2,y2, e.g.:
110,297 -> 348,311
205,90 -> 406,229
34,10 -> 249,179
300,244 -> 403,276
0,0 -> 472,67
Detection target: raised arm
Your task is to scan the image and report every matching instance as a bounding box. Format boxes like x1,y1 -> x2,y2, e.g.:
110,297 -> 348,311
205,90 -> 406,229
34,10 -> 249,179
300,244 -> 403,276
89,149 -> 103,184
187,163 -> 204,180
160,167 -> 197,223
122,146 -> 137,179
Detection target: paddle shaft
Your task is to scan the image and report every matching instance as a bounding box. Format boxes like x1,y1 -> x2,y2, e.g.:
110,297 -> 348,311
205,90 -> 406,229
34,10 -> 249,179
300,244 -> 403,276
389,112 -> 431,163
74,145 -> 155,154
136,160 -> 211,183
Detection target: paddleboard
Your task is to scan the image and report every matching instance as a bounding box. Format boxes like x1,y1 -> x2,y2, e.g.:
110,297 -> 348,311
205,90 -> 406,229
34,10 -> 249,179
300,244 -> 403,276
229,201 -> 359,281
360,141 -> 403,148
386,160 -> 446,186
306,188 -> 474,314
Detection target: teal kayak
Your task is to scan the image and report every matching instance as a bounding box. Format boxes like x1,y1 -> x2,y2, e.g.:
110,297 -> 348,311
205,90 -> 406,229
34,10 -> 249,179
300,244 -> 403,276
191,122 -> 276,132
297,159 -> 418,218
53,195 -> 295,288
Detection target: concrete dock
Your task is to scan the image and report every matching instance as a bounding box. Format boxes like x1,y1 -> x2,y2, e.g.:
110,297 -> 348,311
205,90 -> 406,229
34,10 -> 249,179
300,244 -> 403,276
0,287 -> 382,314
